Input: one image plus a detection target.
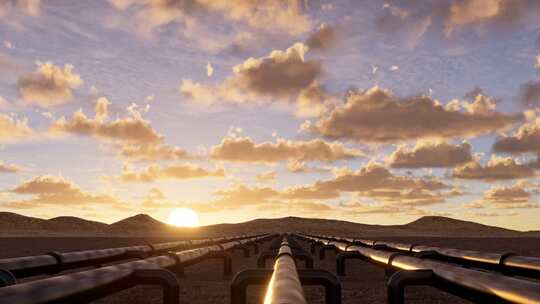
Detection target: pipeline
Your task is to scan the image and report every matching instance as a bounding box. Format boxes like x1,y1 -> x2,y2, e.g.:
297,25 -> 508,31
263,238 -> 307,304
298,233 -> 540,304
303,234 -> 540,279
231,234 -> 341,304
0,234 -> 259,283
0,234 -> 271,304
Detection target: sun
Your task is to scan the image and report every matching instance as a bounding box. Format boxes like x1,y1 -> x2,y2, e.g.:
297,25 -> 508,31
167,208 -> 200,227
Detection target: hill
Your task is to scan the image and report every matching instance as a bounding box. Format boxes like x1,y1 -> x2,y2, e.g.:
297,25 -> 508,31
108,214 -> 168,235
0,212 -> 537,237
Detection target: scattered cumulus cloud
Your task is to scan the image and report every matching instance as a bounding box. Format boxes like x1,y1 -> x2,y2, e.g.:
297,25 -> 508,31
210,135 -> 364,163
180,43 -> 332,117
453,155 -> 536,180
305,23 -> 337,50
0,161 -> 23,173
493,114 -> 540,154
6,174 -> 123,208
306,86 -> 519,143
118,163 -> 225,183
0,114 -> 33,142
389,140 -> 473,168
50,97 -> 162,144
18,61 -> 83,107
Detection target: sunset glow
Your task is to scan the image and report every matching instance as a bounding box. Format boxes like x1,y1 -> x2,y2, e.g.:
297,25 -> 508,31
167,208 -> 200,228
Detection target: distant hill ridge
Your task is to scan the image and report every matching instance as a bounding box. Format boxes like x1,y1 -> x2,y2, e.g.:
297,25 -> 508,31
0,212 -> 537,237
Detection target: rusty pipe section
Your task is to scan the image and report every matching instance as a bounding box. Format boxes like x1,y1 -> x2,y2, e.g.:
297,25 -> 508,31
0,235 -> 270,304
263,238 -> 307,304
0,234 -> 264,280
298,234 -> 540,304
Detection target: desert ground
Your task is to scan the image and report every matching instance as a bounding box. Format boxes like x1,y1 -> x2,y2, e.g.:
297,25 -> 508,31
2,236 -> 540,303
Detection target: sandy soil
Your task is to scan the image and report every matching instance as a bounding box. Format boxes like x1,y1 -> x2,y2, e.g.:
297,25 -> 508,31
1,237 -> 539,303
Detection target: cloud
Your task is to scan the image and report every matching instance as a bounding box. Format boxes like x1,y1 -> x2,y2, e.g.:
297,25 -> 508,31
6,175 -> 122,208
483,183 -> 531,204
18,61 -> 83,107
520,81 -> 540,108
307,86 -> 519,143
186,184 -> 280,212
453,155 -> 536,180
444,0 -> 537,36
305,23 -> 336,50
206,62 -> 214,77
281,162 -> 446,203
180,43 -> 332,117
119,144 -> 190,162
51,97 -> 162,144
210,135 -> 363,163
493,115 -> 540,154
118,163 -> 225,183
389,140 -> 473,168
286,159 -> 329,173
0,161 -> 23,173
3,40 -> 13,49
0,0 -> 41,29
471,181 -> 539,210
376,1 -> 540,46
0,113 -> 33,142
0,0 -> 40,17
256,170 -> 276,182
108,0 -> 311,37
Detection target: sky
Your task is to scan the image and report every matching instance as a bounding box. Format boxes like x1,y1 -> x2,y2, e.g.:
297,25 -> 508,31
0,0 -> 540,230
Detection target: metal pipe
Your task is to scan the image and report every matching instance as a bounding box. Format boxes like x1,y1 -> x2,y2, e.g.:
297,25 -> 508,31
0,236 -> 267,304
262,238 -> 307,304
298,234 -> 540,304
0,234 -> 267,280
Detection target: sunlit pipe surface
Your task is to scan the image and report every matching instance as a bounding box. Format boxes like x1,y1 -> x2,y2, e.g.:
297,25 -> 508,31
263,238 -> 307,304
0,235 -> 268,304
0,235 -> 261,279
300,234 -> 540,277
298,234 -> 540,304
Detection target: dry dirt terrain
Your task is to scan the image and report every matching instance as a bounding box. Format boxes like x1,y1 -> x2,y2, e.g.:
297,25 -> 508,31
2,236 -> 540,303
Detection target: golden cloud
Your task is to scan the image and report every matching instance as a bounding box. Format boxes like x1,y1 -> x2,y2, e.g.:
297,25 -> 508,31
51,97 -> 162,143
120,144 -> 190,162
256,170 -> 276,182
0,161 -> 23,173
389,140 -> 473,168
281,162 -> 446,203
453,155 -> 536,180
520,81 -> 540,108
493,115 -> 540,154
308,86 -> 518,142
18,61 -> 83,107
210,136 -> 363,163
470,181 -> 539,210
0,114 -> 33,142
108,0 -> 311,36
185,184 -> 280,212
0,0 -> 40,17
118,163 -> 225,183
444,0 -> 535,36
305,23 -> 337,50
180,43 -> 331,117
7,175 -> 122,208
377,0 -> 539,45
